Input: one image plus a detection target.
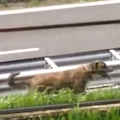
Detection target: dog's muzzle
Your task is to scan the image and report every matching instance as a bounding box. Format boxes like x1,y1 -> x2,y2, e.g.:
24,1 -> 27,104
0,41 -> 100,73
104,66 -> 113,73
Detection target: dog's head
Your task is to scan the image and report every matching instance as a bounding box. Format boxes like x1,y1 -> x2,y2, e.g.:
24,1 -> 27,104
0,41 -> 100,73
88,60 -> 113,80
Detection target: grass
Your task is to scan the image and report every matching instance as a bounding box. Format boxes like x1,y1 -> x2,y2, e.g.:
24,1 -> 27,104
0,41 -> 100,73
24,107 -> 120,120
0,87 -> 120,110
0,0 -> 108,10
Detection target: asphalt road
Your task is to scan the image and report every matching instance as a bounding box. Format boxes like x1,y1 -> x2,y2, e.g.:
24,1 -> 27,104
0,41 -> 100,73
0,23 -> 120,62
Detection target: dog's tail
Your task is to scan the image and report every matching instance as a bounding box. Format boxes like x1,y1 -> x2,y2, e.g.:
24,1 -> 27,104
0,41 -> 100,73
8,72 -> 30,88
8,72 -> 20,87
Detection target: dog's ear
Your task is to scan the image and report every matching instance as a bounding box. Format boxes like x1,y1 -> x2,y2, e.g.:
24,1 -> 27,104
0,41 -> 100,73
89,60 -> 100,73
94,60 -> 104,68
97,61 -> 106,68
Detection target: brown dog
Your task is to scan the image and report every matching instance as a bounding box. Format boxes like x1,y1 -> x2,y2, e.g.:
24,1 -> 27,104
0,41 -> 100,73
8,60 -> 113,93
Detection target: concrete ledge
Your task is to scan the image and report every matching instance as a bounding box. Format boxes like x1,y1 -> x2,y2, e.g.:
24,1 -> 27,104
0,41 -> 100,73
0,0 -> 120,29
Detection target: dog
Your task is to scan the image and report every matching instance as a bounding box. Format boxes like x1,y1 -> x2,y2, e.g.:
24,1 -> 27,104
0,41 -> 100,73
8,60 -> 113,94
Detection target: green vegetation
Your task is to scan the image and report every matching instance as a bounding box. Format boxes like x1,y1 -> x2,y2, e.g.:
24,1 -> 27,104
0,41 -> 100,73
29,107 -> 120,120
0,88 -> 120,110
0,88 -> 120,120
0,0 -> 107,10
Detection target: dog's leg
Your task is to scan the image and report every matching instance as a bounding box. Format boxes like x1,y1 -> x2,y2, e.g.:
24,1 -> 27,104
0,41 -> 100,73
82,81 -> 89,95
35,85 -> 54,94
37,85 -> 46,92
74,80 -> 88,95
81,84 -> 87,96
43,86 -> 55,94
72,80 -> 84,94
27,84 -> 38,94
81,91 -> 86,96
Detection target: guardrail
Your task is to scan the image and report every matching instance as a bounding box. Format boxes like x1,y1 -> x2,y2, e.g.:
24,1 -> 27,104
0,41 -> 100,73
0,48 -> 118,74
0,49 -> 120,96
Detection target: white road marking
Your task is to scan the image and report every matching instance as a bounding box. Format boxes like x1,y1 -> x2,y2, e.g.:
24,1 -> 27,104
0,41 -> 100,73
0,48 -> 40,55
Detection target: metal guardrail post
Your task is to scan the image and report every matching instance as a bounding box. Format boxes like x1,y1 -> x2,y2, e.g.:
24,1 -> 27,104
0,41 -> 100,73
44,57 -> 58,69
109,49 -> 120,60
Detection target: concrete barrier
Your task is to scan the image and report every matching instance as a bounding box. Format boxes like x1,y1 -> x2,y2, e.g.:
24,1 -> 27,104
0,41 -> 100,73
0,0 -> 120,29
